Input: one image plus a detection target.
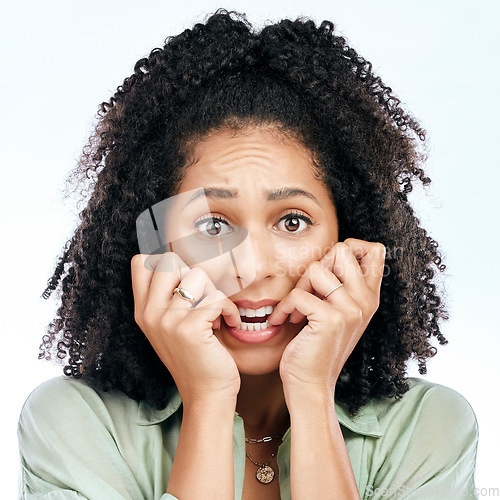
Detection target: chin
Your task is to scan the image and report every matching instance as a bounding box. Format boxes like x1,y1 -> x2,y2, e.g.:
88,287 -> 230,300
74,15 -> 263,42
218,337 -> 285,376
214,319 -> 303,376
237,359 -> 282,377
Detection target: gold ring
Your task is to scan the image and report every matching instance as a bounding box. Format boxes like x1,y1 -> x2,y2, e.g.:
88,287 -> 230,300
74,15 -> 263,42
173,287 -> 196,303
324,283 -> 344,299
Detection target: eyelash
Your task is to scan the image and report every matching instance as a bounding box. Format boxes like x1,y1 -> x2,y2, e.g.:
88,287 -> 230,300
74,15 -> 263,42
194,215 -> 232,236
194,215 -> 229,226
277,211 -> 314,235
193,211 -> 315,235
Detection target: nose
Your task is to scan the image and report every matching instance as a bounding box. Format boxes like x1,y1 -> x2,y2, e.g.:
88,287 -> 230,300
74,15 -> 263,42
232,225 -> 277,287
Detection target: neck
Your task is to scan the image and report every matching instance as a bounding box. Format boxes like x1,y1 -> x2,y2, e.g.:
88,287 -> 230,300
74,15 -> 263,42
236,370 -> 290,439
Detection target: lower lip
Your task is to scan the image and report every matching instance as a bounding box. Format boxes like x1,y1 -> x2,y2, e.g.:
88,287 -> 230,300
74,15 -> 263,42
227,322 -> 282,344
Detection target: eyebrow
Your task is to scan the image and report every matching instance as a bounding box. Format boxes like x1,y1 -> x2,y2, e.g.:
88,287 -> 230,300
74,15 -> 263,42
183,186 -> 321,207
266,187 -> 321,207
184,187 -> 237,207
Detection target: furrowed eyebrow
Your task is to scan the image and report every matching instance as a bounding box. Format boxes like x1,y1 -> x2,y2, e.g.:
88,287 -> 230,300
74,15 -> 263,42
266,187 -> 322,207
183,187 -> 238,208
182,186 -> 321,208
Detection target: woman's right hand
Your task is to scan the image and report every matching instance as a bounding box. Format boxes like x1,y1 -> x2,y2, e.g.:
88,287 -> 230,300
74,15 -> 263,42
131,252 -> 242,406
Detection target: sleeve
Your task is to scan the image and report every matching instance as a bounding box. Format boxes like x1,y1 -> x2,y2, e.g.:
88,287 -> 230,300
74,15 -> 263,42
18,378 -> 180,500
367,384 -> 479,500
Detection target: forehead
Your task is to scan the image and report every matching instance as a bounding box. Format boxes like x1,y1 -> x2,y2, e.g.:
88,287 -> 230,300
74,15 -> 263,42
178,128 -> 324,192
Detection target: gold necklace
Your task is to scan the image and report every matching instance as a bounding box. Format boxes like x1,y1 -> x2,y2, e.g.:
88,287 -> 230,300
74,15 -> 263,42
244,434 -> 282,444
245,450 -> 276,484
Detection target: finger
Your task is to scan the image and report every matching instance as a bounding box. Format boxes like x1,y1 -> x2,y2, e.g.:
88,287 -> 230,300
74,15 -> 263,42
319,242 -> 366,294
131,254 -> 154,312
281,261 -> 343,323
285,243 -> 367,323
290,243 -> 364,299
212,316 -> 221,330
322,240 -> 384,318
343,238 -> 386,294
269,273 -> 356,326
291,259 -> 345,296
191,290 -> 241,328
269,287 -> 361,333
268,288 -> 325,327
146,252 -> 190,312
168,266 -> 218,313
131,253 -> 188,314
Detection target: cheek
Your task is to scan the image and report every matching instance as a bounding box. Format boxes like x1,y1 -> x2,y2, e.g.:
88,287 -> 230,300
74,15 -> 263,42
275,242 -> 327,279
191,235 -> 257,296
193,253 -> 242,296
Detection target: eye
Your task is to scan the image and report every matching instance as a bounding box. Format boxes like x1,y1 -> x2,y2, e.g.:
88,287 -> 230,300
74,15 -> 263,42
275,212 -> 313,234
194,216 -> 233,237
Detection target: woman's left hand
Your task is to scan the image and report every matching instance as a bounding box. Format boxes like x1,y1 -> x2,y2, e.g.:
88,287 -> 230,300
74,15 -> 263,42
268,238 -> 386,391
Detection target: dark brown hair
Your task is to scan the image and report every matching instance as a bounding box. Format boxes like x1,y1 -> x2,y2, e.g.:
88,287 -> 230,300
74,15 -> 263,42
41,10 -> 447,414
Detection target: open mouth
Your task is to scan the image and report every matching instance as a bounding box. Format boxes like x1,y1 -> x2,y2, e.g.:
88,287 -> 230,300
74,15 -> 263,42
237,305 -> 274,331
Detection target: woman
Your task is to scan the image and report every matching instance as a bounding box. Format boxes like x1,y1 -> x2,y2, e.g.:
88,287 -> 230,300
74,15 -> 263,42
18,10 -> 478,499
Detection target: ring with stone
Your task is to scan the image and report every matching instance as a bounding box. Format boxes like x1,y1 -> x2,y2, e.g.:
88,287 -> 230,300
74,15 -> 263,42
173,287 -> 196,304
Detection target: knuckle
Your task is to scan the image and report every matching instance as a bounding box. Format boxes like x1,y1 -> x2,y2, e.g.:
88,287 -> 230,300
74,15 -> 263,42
289,288 -> 305,300
160,312 -> 176,333
335,241 -> 350,252
346,305 -> 363,323
132,253 -> 156,273
183,266 -> 210,288
158,251 -> 175,260
188,266 -> 209,281
141,306 -> 156,328
156,252 -> 185,273
210,289 -> 225,299
206,289 -> 226,304
374,242 -> 386,259
131,254 -> 142,269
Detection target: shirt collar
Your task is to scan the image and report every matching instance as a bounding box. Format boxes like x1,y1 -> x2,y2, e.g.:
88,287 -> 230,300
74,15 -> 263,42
335,400 -> 382,438
137,385 -> 182,426
137,386 -> 382,438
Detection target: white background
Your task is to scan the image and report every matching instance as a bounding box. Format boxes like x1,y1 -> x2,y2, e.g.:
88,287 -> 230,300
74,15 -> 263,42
2,0 -> 499,497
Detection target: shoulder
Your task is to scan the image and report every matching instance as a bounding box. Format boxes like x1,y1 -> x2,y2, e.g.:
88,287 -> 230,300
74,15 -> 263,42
352,382 -> 479,497
21,376 -> 103,408
377,378 -> 476,423
20,375 -> 135,411
18,380 -> 180,498
19,376 -> 140,437
18,377 -> 146,490
371,378 -> 478,462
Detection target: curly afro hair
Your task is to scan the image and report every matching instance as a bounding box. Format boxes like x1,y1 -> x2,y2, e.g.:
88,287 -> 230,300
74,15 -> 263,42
40,10 -> 448,415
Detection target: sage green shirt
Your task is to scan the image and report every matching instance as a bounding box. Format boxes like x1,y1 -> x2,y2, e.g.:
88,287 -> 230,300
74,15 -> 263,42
18,377 -> 478,499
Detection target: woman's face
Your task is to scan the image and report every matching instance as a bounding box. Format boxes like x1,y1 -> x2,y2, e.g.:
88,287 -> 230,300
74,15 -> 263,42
173,127 -> 338,376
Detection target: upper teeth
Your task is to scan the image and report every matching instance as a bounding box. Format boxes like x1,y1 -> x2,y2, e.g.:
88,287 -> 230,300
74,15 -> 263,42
238,305 -> 274,317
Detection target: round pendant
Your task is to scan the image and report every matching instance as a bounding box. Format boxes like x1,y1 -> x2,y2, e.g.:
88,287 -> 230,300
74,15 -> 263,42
256,465 -> 275,484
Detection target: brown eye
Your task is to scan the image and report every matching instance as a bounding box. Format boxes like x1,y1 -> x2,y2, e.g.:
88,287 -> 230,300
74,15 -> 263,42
276,213 -> 311,234
206,220 -> 221,235
195,217 -> 232,237
285,217 -> 301,232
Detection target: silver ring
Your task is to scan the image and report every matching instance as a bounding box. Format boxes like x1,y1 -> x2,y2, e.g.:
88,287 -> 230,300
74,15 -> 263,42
173,287 -> 196,304
324,283 -> 344,299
